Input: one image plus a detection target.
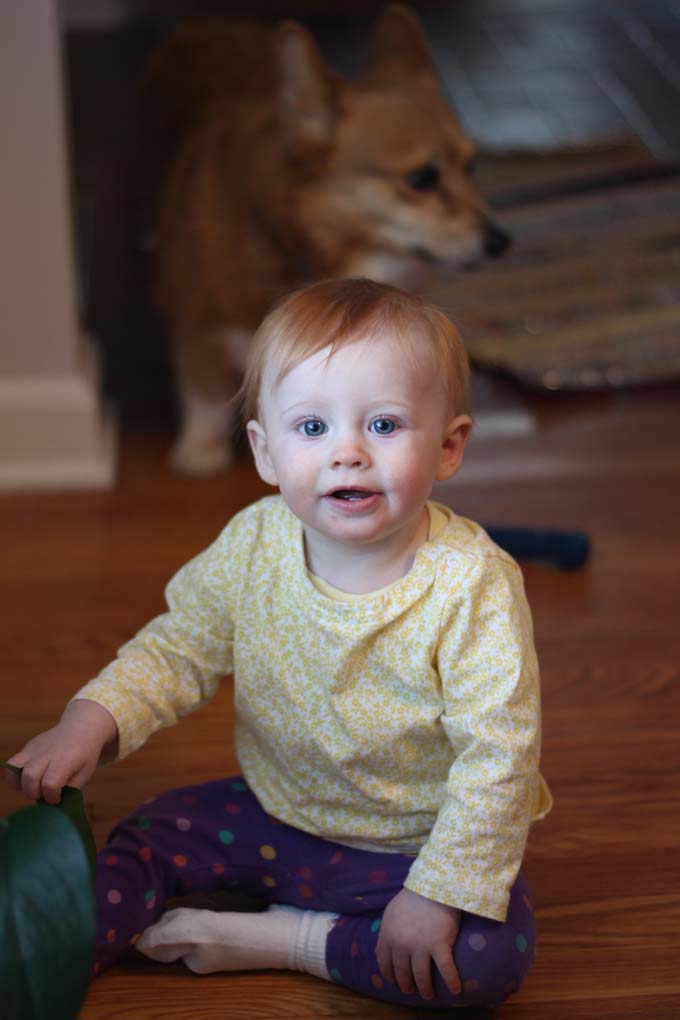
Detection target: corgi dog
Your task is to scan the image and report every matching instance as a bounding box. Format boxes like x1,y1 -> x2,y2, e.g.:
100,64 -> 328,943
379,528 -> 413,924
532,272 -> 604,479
149,4 -> 510,474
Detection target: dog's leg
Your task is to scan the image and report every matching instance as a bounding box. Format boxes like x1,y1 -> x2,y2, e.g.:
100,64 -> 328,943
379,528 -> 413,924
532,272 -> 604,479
170,386 -> 237,475
169,326 -> 252,475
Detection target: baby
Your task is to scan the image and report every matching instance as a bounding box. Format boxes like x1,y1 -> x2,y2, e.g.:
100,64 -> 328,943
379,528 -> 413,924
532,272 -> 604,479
8,278 -> 551,1009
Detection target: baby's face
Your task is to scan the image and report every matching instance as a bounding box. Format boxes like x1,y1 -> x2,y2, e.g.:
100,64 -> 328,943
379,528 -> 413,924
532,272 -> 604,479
247,331 -> 469,552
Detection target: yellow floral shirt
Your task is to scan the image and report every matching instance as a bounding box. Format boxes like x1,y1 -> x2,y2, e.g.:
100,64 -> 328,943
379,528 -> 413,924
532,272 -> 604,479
74,495 -> 551,921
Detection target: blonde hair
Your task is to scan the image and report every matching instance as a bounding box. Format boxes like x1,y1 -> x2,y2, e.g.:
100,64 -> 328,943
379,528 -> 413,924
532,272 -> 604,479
240,278 -> 469,422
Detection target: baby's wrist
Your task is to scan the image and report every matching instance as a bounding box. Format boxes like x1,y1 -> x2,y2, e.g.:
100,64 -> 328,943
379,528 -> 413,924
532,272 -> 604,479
411,888 -> 460,914
63,698 -> 119,747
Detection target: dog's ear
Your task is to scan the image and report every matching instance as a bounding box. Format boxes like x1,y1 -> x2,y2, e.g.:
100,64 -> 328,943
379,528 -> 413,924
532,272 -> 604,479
276,22 -> 340,159
363,4 -> 439,86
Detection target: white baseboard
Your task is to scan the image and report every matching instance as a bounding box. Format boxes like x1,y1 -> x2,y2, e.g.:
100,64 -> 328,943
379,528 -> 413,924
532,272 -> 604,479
0,370 -> 117,490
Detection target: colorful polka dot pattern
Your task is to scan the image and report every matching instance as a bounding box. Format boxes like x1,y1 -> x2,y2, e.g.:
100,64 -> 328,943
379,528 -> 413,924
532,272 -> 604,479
94,776 -> 535,1008
326,870 -> 536,1009
75,495 -> 550,923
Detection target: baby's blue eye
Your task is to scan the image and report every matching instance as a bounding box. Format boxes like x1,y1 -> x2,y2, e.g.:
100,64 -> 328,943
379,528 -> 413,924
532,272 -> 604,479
299,419 -> 327,437
370,418 -> 397,435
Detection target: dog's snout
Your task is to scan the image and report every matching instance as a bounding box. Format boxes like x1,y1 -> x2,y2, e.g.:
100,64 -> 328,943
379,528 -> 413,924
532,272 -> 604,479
483,220 -> 512,258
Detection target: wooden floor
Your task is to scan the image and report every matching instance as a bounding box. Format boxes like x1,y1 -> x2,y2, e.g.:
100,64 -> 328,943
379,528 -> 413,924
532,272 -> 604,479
2,385 -> 680,1019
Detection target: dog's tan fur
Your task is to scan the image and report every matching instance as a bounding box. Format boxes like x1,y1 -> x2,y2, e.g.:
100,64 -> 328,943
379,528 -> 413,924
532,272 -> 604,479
149,5 -> 508,473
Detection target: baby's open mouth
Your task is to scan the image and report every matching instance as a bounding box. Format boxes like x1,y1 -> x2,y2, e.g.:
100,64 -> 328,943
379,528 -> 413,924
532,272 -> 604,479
329,489 -> 375,501
324,485 -> 377,501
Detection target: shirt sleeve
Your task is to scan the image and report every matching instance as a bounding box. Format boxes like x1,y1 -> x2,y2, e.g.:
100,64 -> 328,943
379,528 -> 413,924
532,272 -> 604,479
71,524 -> 239,759
404,555 -> 542,921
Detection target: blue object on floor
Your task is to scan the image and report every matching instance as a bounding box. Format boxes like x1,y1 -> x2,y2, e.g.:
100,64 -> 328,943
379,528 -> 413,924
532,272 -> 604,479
485,526 -> 590,570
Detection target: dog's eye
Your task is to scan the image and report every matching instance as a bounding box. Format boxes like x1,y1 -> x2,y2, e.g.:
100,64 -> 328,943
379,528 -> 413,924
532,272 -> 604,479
405,163 -> 440,191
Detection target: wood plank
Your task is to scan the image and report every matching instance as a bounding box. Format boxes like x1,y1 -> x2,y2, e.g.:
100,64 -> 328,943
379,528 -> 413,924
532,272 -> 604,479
79,969 -> 419,1020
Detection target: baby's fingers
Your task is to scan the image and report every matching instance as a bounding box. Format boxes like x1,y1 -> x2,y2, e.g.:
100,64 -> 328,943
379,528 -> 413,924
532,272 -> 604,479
433,943 -> 462,998
37,763 -> 69,805
375,938 -> 396,987
376,940 -> 416,996
391,948 -> 417,996
19,755 -> 70,804
411,949 -> 437,1000
20,758 -> 56,802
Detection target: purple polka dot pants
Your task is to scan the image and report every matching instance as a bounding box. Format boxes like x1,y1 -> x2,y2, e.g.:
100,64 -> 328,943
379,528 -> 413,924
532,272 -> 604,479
95,777 -> 536,1008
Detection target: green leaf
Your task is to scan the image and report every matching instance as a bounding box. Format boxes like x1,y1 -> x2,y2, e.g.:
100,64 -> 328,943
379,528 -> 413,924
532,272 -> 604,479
0,760 -> 97,884
0,803 -> 95,1020
53,786 -> 98,886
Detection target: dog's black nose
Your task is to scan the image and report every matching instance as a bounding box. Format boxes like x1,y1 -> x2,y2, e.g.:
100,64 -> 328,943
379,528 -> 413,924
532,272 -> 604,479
483,220 -> 512,258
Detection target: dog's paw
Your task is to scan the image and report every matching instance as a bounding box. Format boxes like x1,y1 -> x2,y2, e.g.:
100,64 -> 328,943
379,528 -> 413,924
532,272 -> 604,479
169,436 -> 234,476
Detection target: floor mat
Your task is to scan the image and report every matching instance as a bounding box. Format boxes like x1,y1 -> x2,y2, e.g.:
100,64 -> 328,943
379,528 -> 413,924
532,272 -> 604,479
425,144 -> 680,392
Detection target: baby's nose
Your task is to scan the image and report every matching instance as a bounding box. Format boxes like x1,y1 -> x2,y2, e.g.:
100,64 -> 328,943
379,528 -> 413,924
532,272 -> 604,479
331,436 -> 370,469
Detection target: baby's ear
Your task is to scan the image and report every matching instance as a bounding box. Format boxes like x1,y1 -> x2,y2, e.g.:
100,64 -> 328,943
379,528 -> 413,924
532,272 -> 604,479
246,420 -> 278,487
436,415 -> 472,482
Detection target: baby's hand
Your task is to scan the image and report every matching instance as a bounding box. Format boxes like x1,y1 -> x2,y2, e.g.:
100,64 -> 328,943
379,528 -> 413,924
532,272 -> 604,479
376,887 -> 461,1000
4,699 -> 118,804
